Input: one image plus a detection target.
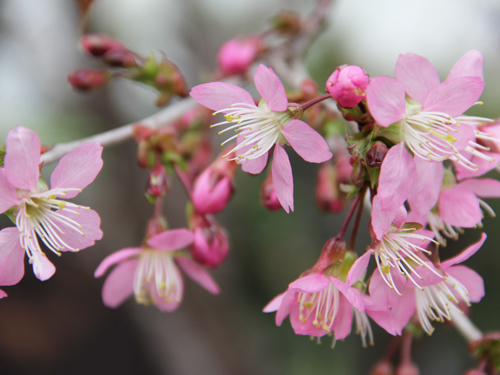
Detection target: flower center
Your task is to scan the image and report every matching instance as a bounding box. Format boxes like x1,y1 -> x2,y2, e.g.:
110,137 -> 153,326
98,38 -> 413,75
375,228 -> 441,294
15,193 -> 87,258
211,102 -> 290,162
133,250 -> 182,306
297,280 -> 340,332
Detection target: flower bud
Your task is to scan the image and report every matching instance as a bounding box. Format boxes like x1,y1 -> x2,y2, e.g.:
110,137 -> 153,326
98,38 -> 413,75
80,34 -> 125,57
68,69 -> 110,91
326,65 -> 370,108
371,361 -> 393,375
366,141 -> 388,168
217,36 -> 263,76
396,362 -> 419,375
261,173 -> 282,211
316,162 -> 345,213
146,165 -> 170,201
312,235 -> 347,272
192,152 -> 236,214
103,48 -> 138,68
146,216 -> 168,237
189,214 -> 229,269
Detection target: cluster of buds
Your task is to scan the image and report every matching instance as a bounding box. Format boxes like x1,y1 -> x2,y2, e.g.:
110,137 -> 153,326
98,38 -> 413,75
69,34 -> 188,106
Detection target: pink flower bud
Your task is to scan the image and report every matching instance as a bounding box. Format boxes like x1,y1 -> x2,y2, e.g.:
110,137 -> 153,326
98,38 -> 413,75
371,361 -> 393,375
315,157 -> 352,214
326,65 -> 370,108
192,155 -> 236,214
261,173 -> 282,211
102,48 -> 138,68
217,36 -> 262,76
80,34 -> 125,57
68,69 -> 110,91
189,215 -> 229,269
396,362 -> 419,375
146,165 -> 170,198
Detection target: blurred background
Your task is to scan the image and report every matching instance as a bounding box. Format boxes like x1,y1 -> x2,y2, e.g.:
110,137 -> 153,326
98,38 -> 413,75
1,0 -> 500,374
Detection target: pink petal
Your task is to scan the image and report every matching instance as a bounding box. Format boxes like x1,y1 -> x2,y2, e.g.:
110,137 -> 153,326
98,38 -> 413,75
0,169 -> 19,213
236,135 -> 268,174
330,277 -> 364,312
393,205 -> 408,228
289,273 -> 329,293
50,142 -> 103,199
276,289 -> 295,326
378,143 -> 416,211
149,272 -> 184,312
447,50 -> 484,81
458,179 -> 500,198
281,120 -> 333,163
455,152 -> 499,180
253,64 -> 287,111
366,77 -> 406,127
440,233 -> 486,269
446,265 -> 484,303
176,257 -> 220,294
454,124 -> 476,152
371,196 -> 396,241
0,227 -> 25,285
190,82 -> 255,111
101,258 -> 137,308
408,158 -> 444,215
263,293 -> 284,313
289,300 -> 328,337
423,77 -> 485,117
406,210 -> 428,227
30,252 -> 56,281
4,127 -> 41,191
0,290 -> 6,298
439,186 -> 482,227
332,295 -> 353,340
147,228 -> 194,251
395,52 -> 440,103
410,262 -> 443,288
55,208 -> 103,251
272,145 -> 294,213
346,249 -> 374,287
94,247 -> 142,278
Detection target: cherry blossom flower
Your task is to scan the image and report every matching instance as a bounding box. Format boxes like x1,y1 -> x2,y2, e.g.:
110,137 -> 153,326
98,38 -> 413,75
366,234 -> 486,336
0,127 -> 103,281
366,50 -> 493,171
264,250 -> 374,346
190,64 -> 332,212
95,228 -> 220,311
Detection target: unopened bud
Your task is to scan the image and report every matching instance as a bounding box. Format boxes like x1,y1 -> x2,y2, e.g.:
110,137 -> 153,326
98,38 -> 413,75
146,165 -> 170,200
192,154 -> 236,214
68,69 -> 110,91
146,216 -> 168,237
366,141 -> 388,168
271,10 -> 302,35
312,236 -> 347,272
103,48 -> 138,68
261,173 -> 282,211
80,34 -> 125,57
217,36 -> 263,76
189,214 -> 229,269
396,362 -> 419,375
316,162 -> 345,213
326,65 -> 370,108
371,361 -> 393,375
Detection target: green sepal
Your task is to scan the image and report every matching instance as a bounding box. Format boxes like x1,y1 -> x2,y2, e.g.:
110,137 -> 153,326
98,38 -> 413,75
400,222 -> 423,231
4,208 -> 15,224
374,123 -> 402,144
339,183 -> 360,197
0,149 -> 5,167
366,166 -> 380,189
145,193 -> 157,205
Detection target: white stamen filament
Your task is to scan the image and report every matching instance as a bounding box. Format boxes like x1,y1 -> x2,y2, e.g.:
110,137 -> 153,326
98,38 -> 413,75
353,308 -> 374,347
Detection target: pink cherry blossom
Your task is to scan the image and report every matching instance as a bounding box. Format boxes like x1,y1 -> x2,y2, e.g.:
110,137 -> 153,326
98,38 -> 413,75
95,228 -> 220,311
366,234 -> 486,336
264,250 -> 374,346
366,50 -> 493,171
0,127 -> 103,281
190,64 -> 332,213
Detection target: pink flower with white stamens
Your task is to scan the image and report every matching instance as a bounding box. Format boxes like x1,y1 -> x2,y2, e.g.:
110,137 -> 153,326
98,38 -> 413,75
95,228 -> 220,311
0,127 -> 103,281
190,64 -> 332,212
264,249 -> 374,346
367,50 -> 494,171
